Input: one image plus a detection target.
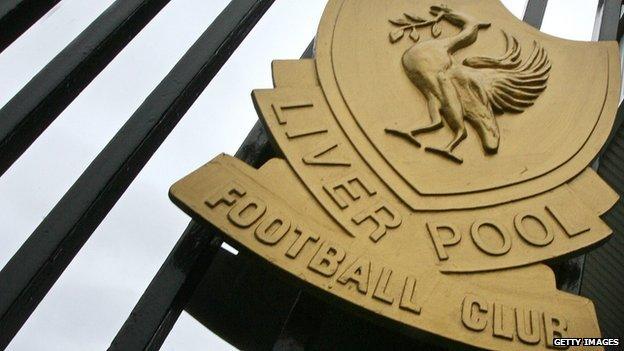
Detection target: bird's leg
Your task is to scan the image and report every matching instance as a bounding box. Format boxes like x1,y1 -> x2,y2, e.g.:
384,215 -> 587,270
410,95 -> 443,135
425,76 -> 466,163
426,128 -> 466,164
448,129 -> 467,152
385,95 -> 443,148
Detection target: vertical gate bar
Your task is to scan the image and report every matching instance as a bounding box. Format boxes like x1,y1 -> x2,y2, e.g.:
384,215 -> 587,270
0,0 -> 61,53
579,1 -> 624,338
583,126 -> 624,337
596,1 -> 624,160
109,122 -> 277,350
595,0 -> 623,41
109,225 -> 221,351
185,251 -> 301,350
110,40 -> 313,351
618,13 -> 624,41
0,1 -> 274,349
523,0 -> 548,29
0,0 -> 172,177
547,0 -> 623,295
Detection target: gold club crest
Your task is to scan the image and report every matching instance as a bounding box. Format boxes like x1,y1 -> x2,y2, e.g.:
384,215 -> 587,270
170,1 -> 621,350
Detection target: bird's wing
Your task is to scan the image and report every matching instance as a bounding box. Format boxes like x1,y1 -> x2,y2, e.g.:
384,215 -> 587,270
463,31 -> 551,114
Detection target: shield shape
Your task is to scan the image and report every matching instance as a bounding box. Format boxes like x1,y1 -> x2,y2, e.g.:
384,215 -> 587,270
170,0 -> 618,346
315,0 -> 620,210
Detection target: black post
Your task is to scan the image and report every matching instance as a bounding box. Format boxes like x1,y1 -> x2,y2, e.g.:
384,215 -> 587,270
0,0 -> 172,177
582,124 -> 624,337
544,0 -> 623,295
523,0 -> 548,29
594,0 -> 623,41
0,1 -> 274,349
617,13 -> 624,40
579,2 -> 624,338
110,123 -> 277,350
108,224 -> 222,351
596,0 -> 624,159
185,252 -> 301,350
110,40 -> 313,350
0,0 -> 61,53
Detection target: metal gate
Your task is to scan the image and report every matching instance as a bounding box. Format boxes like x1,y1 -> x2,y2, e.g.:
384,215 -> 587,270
0,0 -> 622,349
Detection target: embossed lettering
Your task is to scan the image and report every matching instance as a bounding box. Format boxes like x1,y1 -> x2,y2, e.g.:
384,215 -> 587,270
493,302 -> 514,340
285,225 -> 320,259
302,143 -> 351,167
352,202 -> 402,242
271,101 -> 328,139
426,222 -> 461,261
271,101 -> 313,124
462,294 -> 488,331
546,203 -> 590,237
227,196 -> 267,228
254,212 -> 291,245
286,128 -> 328,139
514,212 -> 554,247
205,181 -> 246,208
399,276 -> 422,315
543,312 -> 568,349
337,257 -> 371,293
470,219 -> 512,256
516,308 -> 541,345
460,294 -> 570,348
323,174 -> 377,209
286,126 -> 328,139
308,241 -> 346,277
373,267 -> 395,304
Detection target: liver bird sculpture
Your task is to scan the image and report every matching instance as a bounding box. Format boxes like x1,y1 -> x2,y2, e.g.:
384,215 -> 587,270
385,5 -> 551,163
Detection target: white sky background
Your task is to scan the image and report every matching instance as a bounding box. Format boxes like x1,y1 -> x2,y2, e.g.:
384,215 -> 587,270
0,0 -> 602,350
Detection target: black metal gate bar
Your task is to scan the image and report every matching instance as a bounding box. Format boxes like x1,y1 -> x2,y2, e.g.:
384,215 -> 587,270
595,0 -> 623,41
547,0 -> 623,294
0,0 -> 172,177
109,225 -> 222,351
597,0 -> 624,160
523,0 -> 548,29
0,1 -> 274,349
110,40 -> 313,350
581,1 -> 624,336
186,251 -> 301,350
109,123 -> 277,351
617,12 -> 624,40
583,127 -> 624,337
0,0 -> 61,53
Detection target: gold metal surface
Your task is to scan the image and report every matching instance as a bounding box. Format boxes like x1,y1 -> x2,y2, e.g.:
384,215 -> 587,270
385,6 -> 550,163
170,1 -> 621,349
